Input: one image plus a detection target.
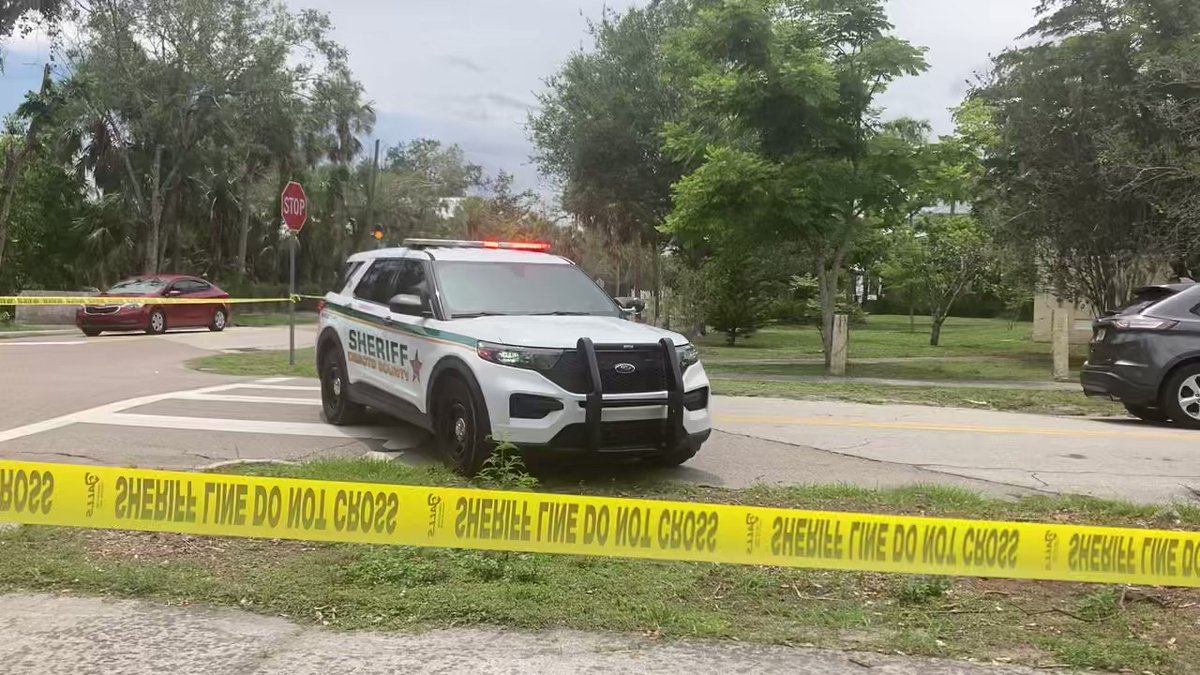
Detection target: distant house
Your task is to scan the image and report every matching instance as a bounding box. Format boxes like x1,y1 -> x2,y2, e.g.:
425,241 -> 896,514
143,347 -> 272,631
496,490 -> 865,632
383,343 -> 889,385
1032,264 -> 1178,344
437,197 -> 466,220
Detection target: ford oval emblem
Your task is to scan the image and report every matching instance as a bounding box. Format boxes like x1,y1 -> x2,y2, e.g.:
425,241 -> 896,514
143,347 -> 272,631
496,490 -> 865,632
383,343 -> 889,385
614,362 -> 637,375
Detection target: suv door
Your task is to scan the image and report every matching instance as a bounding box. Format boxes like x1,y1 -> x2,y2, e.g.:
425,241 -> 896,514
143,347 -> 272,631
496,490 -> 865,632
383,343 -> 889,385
385,259 -> 432,404
348,258 -> 405,391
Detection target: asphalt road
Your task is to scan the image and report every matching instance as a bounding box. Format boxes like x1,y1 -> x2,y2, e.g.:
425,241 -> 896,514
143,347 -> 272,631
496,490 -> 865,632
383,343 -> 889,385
2,326 -> 1199,503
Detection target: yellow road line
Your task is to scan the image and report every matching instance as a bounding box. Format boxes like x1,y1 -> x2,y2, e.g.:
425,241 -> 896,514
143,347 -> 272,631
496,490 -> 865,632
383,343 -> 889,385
714,415 -> 1194,441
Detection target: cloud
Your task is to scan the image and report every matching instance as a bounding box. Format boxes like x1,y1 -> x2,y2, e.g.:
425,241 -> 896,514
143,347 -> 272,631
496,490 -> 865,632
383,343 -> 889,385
0,0 -> 1044,198
439,55 -> 485,73
880,0 -> 1039,135
482,92 -> 534,112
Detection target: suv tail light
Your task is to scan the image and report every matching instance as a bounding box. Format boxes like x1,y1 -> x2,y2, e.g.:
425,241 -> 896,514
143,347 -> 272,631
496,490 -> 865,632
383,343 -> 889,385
1112,317 -> 1177,330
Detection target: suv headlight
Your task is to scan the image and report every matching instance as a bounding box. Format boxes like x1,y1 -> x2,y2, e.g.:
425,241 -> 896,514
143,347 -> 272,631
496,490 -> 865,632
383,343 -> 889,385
477,341 -> 563,371
676,343 -> 699,370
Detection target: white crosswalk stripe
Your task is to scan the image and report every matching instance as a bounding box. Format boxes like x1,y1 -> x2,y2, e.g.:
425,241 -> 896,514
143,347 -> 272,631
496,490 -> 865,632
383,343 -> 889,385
0,379 -> 426,453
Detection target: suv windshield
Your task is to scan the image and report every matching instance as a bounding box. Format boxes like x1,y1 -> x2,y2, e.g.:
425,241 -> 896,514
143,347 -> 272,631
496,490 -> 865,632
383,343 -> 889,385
436,261 -> 619,317
106,278 -> 168,294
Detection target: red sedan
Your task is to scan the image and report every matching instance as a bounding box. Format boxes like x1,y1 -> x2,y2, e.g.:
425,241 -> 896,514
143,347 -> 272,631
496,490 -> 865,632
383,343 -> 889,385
76,275 -> 232,337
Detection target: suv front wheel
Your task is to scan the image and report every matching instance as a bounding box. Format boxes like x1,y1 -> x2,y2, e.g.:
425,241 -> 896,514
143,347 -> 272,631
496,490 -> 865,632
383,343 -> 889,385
434,375 -> 492,475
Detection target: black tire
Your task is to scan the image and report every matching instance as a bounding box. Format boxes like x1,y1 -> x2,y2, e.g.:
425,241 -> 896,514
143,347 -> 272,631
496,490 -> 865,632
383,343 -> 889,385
433,375 -> 492,475
320,350 -> 366,425
1162,364 -> 1200,430
81,328 -> 101,337
646,440 -> 700,468
208,307 -> 227,332
1124,404 -> 1170,424
146,309 -> 167,335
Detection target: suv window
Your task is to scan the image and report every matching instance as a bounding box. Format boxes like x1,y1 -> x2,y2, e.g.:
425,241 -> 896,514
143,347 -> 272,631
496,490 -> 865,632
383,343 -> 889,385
354,259 -> 404,305
354,259 -> 427,306
393,260 -> 427,297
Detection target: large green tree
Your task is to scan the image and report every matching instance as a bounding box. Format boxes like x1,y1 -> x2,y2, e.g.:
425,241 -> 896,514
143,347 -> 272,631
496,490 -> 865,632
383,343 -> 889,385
529,1 -> 690,319
976,0 -> 1200,314
662,0 -> 926,369
58,0 -> 369,278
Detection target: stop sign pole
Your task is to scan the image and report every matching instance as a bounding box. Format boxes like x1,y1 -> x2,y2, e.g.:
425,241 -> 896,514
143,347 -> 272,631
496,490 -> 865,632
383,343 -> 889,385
281,182 -> 308,366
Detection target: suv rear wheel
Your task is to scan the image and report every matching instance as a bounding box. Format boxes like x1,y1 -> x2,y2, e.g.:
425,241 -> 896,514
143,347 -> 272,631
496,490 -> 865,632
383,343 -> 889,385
434,375 -> 491,475
1162,365 -> 1200,430
321,349 -> 366,425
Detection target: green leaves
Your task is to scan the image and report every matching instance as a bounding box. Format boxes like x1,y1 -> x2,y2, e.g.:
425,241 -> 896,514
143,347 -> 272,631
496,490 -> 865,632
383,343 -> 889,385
978,0 -> 1200,313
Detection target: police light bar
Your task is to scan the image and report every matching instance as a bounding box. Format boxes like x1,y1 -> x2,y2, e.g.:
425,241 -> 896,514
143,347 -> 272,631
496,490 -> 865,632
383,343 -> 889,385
404,238 -> 552,252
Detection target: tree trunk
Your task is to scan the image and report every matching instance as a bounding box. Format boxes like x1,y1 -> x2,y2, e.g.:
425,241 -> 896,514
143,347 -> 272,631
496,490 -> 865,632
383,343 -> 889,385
144,146 -> 165,274
236,172 -> 253,281
930,313 -> 945,346
816,257 -> 837,372
651,239 -> 662,326
170,217 -> 182,272
0,144 -> 29,280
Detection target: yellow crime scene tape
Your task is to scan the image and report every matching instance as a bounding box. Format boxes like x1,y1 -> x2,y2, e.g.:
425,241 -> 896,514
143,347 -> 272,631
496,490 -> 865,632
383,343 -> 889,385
3,460 -> 1200,587
0,296 -> 300,306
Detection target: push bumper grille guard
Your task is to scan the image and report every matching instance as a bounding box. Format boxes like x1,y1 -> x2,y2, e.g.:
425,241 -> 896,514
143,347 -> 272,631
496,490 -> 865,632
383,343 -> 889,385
577,337 -> 686,453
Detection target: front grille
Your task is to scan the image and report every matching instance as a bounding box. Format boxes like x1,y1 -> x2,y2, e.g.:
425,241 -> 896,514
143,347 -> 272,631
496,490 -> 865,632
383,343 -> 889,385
597,349 -> 667,393
550,420 -> 667,451
542,347 -> 668,394
543,351 -> 590,393
85,305 -> 120,315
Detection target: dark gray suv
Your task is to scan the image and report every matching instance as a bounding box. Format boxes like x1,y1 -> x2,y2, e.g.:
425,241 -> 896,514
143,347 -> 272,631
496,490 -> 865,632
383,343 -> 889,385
1081,282 -> 1200,427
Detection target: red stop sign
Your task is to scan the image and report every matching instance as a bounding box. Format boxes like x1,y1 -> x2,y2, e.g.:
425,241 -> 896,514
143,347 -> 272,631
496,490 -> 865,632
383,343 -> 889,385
280,181 -> 308,232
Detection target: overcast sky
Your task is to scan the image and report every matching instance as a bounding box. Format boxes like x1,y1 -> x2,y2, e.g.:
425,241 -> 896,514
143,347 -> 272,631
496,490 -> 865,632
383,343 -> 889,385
0,1 -> 1039,197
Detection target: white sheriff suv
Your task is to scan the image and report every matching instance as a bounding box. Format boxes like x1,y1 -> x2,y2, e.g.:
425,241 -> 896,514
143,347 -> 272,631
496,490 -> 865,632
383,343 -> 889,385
316,239 -> 713,474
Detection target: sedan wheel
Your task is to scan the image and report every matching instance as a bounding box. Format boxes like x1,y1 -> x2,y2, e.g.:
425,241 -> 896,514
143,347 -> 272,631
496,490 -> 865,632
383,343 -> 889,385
209,308 -> 227,332
146,309 -> 167,335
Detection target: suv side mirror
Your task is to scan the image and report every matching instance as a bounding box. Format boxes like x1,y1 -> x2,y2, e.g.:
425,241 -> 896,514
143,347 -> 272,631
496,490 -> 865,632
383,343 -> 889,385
388,293 -> 427,316
616,297 -> 645,313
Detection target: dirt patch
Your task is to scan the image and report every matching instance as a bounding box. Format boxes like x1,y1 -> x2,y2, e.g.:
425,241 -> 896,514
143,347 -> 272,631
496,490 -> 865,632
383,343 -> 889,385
80,530 -> 318,573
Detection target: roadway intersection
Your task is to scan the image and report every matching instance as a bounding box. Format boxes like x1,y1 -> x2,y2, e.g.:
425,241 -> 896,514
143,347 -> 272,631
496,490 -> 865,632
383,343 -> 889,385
2,326 -> 1198,504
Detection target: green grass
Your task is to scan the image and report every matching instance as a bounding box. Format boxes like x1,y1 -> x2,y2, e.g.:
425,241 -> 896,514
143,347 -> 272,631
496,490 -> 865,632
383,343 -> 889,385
697,315 -> 1088,362
190,346 -> 317,378
2,458 -> 1197,673
707,359 -> 1078,382
233,313 -> 318,327
190,342 -> 1115,416
711,379 -> 1122,416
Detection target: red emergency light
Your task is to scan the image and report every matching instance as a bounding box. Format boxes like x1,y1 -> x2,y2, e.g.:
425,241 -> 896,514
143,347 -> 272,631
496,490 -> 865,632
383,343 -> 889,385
481,240 -> 552,252
404,238 -> 552,252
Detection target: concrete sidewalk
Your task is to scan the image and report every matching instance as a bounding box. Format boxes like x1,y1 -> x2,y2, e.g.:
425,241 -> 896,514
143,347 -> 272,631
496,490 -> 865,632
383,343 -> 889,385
0,593 -> 1045,675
